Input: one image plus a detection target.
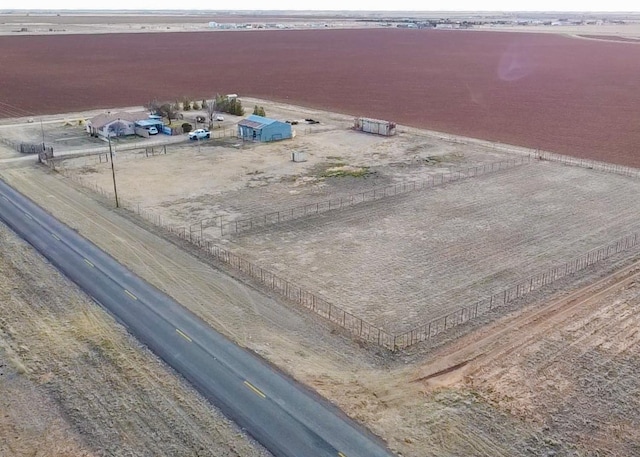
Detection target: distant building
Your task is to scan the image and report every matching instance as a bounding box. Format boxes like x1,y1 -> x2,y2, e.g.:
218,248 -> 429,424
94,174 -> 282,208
237,115 -> 292,142
435,23 -> 460,29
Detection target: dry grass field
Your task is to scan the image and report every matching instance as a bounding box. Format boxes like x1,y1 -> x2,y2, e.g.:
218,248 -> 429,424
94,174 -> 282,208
3,162 -> 640,457
230,162 -> 640,332
54,100 -> 514,234
0,224 -> 267,457
3,10 -> 640,455
412,259 -> 640,456
51,100 -> 640,336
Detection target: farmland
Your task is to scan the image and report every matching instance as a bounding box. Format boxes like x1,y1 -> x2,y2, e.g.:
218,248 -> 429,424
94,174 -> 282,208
46,98 -> 640,339
3,15 -> 640,456
229,161 -> 640,333
3,134 -> 640,455
1,29 -> 640,166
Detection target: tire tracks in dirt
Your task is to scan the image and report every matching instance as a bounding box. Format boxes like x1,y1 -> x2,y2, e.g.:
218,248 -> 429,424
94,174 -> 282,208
411,259 -> 640,386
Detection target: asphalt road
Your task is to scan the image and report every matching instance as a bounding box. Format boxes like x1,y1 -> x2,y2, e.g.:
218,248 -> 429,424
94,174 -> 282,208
0,178 -> 395,457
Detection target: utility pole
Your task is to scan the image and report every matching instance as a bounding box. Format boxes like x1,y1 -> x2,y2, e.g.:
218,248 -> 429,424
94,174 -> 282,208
40,118 -> 45,150
108,134 -> 119,208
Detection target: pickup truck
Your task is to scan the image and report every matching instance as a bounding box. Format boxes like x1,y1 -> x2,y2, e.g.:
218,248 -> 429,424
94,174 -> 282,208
189,129 -> 210,140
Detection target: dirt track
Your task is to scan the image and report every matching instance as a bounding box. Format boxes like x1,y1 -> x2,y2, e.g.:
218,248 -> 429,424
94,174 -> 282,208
2,29 -> 640,166
413,254 -> 640,455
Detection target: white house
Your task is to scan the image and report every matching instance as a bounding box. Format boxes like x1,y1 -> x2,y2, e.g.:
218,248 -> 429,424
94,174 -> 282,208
87,111 -> 146,139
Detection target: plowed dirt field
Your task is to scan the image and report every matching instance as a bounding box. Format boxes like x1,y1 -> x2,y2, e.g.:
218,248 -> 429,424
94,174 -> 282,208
2,29 -> 640,166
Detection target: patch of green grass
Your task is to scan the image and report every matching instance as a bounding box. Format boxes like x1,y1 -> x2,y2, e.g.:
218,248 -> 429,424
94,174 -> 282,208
423,152 -> 465,164
321,166 -> 371,178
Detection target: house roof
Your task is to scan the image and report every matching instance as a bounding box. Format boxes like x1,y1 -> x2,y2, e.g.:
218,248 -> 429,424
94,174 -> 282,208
88,111 -> 147,129
238,114 -> 278,130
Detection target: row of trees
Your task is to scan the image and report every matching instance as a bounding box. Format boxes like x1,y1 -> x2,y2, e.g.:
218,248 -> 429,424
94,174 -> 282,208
213,94 -> 245,116
145,94 -> 252,125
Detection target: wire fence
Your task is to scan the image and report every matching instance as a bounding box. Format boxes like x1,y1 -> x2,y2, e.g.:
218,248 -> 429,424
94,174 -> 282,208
534,151 -> 640,178
393,231 -> 640,349
121,194 -> 396,349
221,156 -> 532,236
40,151 -> 640,351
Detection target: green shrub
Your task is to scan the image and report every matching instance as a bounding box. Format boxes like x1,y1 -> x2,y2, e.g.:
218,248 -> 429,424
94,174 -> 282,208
181,122 -> 193,133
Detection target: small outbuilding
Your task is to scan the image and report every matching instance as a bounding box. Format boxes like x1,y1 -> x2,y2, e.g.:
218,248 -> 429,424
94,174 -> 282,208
237,115 -> 292,142
354,117 -> 397,136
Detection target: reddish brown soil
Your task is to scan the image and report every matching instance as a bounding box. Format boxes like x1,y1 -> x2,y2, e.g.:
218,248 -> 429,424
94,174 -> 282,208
1,29 -> 640,167
579,34 -> 640,43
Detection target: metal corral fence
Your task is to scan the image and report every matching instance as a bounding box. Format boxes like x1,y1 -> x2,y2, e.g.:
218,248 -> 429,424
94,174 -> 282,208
18,142 -> 53,155
111,194 -> 396,349
392,231 -> 640,349
221,156 -> 532,236
180,234 -> 394,348
34,163 -> 397,349
40,153 -> 640,352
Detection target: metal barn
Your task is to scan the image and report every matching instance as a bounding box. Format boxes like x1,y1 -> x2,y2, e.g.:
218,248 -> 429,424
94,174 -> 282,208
354,117 -> 397,136
237,115 -> 292,142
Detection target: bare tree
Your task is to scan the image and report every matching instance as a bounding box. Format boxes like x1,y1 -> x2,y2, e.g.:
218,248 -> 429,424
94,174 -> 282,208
108,120 -> 128,138
159,103 -> 179,124
206,98 -> 218,126
144,99 -> 162,115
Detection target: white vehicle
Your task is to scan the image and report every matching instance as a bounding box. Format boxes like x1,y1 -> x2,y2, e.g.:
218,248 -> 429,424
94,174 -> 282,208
215,115 -> 224,122
147,126 -> 159,135
189,128 -> 210,140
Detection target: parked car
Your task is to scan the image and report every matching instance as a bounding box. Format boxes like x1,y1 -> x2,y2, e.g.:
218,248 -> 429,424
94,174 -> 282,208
215,115 -> 224,122
189,128 -> 210,140
147,126 -> 159,135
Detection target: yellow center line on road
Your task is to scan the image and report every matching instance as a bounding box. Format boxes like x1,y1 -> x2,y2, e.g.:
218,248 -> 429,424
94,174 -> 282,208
338,452 -> 348,457
83,258 -> 94,267
176,328 -> 192,342
51,233 -> 60,241
124,289 -> 138,301
243,380 -> 267,399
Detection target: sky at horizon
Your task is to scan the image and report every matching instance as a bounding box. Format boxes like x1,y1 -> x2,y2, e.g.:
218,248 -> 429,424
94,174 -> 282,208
5,1 -> 640,12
